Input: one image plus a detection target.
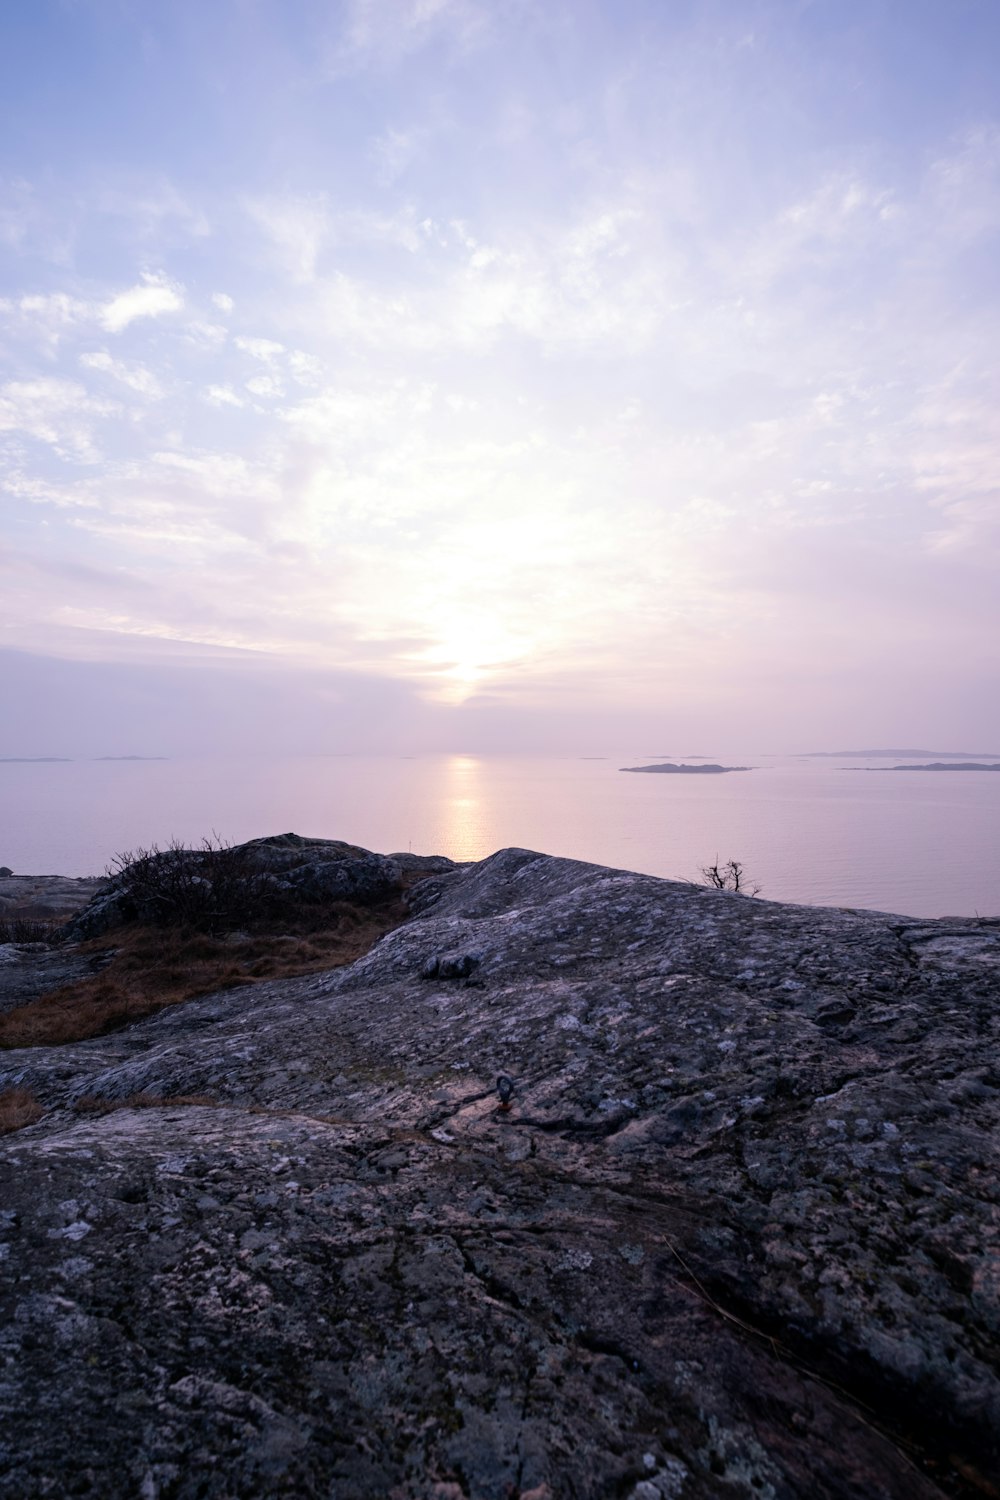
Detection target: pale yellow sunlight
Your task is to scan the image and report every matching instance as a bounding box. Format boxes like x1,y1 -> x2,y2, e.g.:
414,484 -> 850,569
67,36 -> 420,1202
439,753 -> 487,860
417,613 -> 530,703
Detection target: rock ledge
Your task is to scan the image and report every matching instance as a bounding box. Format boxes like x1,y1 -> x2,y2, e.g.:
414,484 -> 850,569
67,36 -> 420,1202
1,845 -> 998,1498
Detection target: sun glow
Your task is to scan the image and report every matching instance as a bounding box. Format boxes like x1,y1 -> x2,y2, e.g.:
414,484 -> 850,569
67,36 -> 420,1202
418,613 -> 532,703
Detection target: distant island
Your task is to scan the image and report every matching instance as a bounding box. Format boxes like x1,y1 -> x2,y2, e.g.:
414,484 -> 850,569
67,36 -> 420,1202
861,762 -> 1000,773
642,754 -> 717,761
620,762 -> 750,774
804,748 -> 1000,759
0,756 -> 167,763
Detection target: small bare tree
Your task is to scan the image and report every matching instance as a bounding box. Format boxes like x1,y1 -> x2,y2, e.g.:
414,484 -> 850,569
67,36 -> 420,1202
700,858 -> 761,896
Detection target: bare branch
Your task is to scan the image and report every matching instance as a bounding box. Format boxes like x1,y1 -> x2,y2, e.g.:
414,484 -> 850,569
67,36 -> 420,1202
700,857 -> 761,896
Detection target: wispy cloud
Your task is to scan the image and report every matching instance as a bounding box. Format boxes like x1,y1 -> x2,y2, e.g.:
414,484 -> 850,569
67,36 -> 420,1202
99,272 -> 184,333
0,378 -> 118,461
234,335 -> 285,360
203,383 -> 245,408
95,179 -> 211,244
79,350 -> 165,398
336,0 -> 492,70
1,291 -> 93,351
242,194 -> 332,283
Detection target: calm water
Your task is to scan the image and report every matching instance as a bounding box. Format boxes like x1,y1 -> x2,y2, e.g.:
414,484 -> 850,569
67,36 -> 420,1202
1,753 -> 998,918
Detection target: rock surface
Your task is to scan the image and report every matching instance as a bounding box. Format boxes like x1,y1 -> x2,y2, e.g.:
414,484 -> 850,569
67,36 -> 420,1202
2,845 -> 999,1498
0,871 -> 105,923
0,874 -> 111,1011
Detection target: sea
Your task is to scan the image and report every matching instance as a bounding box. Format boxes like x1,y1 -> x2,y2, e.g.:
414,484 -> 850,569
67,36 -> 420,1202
1,752 -> 998,920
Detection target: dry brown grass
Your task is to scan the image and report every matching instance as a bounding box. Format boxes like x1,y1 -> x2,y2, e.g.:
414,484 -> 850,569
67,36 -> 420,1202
0,895 -> 409,1050
0,1086 -> 43,1134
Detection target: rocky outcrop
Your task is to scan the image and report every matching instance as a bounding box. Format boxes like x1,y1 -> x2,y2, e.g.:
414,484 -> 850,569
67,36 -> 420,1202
61,833 -> 456,940
0,874 -> 110,1011
0,870 -> 105,923
1,846 -> 999,1498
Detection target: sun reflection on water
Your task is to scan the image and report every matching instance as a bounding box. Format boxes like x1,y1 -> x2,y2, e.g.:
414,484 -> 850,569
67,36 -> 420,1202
440,754 -> 490,861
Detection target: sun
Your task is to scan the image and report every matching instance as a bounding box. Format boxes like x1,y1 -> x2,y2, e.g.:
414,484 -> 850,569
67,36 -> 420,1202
417,614 -> 530,704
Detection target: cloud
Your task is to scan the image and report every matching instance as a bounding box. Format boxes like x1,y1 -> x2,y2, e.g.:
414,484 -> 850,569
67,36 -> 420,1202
99,272 -> 184,333
0,378 -> 119,461
336,0 -> 491,69
203,384 -> 245,408
288,350 -> 323,385
245,374 -> 285,399
910,380 -> 1000,562
243,194 -> 332,283
277,378 -> 431,452
184,320 -> 228,347
2,11 -> 999,753
1,470 -> 100,511
79,350 -> 165,398
95,179 -> 210,244
15,291 -> 91,324
0,177 -> 73,264
925,494 -> 1000,561
150,448 -> 281,502
922,125 -> 1000,245
273,200 -> 672,357
0,291 -> 93,351
725,171 -> 899,301
234,335 -> 286,360
371,125 -> 425,185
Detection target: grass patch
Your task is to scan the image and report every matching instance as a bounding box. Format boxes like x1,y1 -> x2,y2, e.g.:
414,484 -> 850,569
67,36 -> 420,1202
0,894 -> 409,1050
0,1086 -> 43,1134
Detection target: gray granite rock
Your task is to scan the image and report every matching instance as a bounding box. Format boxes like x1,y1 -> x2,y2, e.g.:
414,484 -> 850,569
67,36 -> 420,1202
0,872 -> 105,923
2,846 -> 998,1498
0,875 -> 108,1008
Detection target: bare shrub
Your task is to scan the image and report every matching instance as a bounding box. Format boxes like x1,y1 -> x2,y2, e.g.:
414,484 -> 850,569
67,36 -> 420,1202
104,835 -> 279,934
0,1086 -> 43,1134
0,917 -> 64,945
700,858 -> 761,896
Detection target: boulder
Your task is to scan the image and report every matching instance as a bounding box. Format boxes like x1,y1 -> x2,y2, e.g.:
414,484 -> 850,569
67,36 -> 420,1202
1,845 -> 998,1498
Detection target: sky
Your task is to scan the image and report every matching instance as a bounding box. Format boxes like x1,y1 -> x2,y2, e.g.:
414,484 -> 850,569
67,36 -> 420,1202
1,0 -> 998,756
